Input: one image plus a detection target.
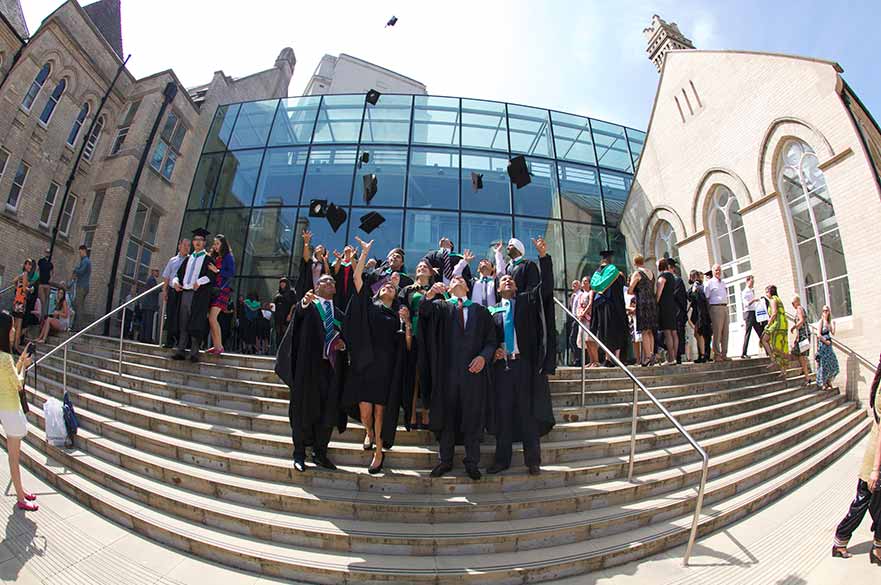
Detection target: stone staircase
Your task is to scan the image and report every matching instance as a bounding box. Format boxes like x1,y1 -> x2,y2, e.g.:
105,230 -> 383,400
1,334 -> 870,584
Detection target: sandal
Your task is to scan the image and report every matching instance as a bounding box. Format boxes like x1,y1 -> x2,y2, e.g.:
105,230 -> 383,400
832,545 -> 851,559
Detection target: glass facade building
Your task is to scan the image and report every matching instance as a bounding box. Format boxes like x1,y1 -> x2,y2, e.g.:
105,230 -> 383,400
182,94 -> 644,354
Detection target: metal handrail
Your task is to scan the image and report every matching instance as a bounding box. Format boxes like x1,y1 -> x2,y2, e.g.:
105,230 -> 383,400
0,283 -> 14,296
27,282 -> 164,387
553,298 -> 709,566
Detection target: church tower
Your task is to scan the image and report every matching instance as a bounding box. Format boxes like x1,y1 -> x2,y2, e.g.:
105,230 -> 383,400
643,14 -> 695,73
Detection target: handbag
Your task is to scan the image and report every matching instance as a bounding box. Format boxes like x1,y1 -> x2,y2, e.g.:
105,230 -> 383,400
18,387 -> 29,414
754,300 -> 769,323
798,338 -> 811,354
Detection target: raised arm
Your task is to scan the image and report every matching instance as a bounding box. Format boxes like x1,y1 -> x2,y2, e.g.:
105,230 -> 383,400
493,242 -> 505,275
352,237 -> 374,293
302,230 -> 313,263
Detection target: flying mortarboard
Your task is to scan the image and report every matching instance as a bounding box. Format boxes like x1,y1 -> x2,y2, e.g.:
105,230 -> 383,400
507,155 -> 531,189
358,211 -> 386,234
308,199 -> 328,218
325,203 -> 347,233
360,151 -> 370,166
386,16 -> 398,27
363,173 -> 378,203
599,249 -> 615,260
366,89 -> 381,106
191,227 -> 210,238
704,270 -> 713,277
471,172 -> 484,192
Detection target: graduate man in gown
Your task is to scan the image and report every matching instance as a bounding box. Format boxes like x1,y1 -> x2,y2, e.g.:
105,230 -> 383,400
274,273 -> 347,472
452,249 -> 499,308
423,237 -> 473,289
420,274 -> 497,480
365,247 -> 414,294
171,228 -> 213,362
589,250 -> 629,365
487,237 -> 556,476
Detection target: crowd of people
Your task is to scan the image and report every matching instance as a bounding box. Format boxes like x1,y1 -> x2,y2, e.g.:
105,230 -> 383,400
565,254 -> 841,391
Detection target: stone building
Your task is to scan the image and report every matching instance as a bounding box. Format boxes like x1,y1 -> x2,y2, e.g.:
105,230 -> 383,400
0,0 -> 294,326
622,15 -> 881,403
303,53 -> 426,96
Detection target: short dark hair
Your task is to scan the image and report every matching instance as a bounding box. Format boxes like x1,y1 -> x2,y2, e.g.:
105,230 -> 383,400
658,259 -> 669,272
0,311 -> 12,354
767,285 -> 778,297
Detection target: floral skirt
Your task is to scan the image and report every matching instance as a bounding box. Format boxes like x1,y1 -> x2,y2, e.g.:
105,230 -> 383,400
816,340 -> 839,387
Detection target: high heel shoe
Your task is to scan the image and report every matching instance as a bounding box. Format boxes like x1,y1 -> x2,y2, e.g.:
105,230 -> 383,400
871,547 -> 881,566
832,546 -> 852,559
17,501 -> 38,512
362,437 -> 375,451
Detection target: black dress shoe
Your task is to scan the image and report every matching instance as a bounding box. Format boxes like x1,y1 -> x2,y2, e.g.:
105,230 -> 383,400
486,463 -> 509,475
293,459 -> 306,472
465,466 -> 482,481
189,352 -> 200,363
430,462 -> 452,478
312,453 -> 337,470
171,352 -> 185,361
527,465 -> 541,476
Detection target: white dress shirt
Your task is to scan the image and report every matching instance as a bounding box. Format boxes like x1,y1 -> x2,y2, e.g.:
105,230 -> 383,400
449,295 -> 470,327
704,277 -> 728,305
162,254 -> 186,284
472,276 -> 497,307
172,252 -> 211,290
742,286 -> 756,311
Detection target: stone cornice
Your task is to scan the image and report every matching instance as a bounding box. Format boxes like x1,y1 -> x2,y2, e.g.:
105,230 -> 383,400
740,191 -> 779,215
818,147 -> 854,171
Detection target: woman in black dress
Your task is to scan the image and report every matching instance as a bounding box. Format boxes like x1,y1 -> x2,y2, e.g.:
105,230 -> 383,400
347,237 -> 412,473
628,254 -> 658,366
273,277 -> 296,338
655,259 -> 679,365
688,270 -> 712,363
399,259 -> 434,429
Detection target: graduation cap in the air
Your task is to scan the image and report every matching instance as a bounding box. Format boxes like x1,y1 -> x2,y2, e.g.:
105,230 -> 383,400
470,172 -> 484,192
386,16 -> 398,27
366,89 -> 381,106
325,203 -> 347,233
360,152 -> 370,166
363,173 -> 378,203
507,155 -> 531,189
308,199 -> 328,218
359,211 -> 386,234
191,227 -> 210,238
704,270 -> 713,277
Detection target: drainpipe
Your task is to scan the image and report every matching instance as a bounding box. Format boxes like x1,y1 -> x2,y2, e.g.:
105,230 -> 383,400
103,81 -> 178,334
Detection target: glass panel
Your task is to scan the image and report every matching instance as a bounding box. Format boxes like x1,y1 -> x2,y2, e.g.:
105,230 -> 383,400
609,229 -> 627,265
507,104 -> 553,158
810,186 -> 839,234
204,104 -> 240,153
460,213 -> 511,265
253,147 -> 308,207
179,211 -> 209,243
123,240 -> 139,277
780,167 -> 803,203
131,203 -> 148,239
731,226 -> 749,260
350,208 -> 404,269
354,147 -> 406,207
820,230 -> 847,280
268,96 -> 320,146
403,210 -> 458,274
551,112 -> 596,165
150,141 -> 167,172
313,94 -> 364,143
161,112 -> 179,141
407,147 -> 459,209
803,283 -> 824,322
228,100 -> 278,150
242,207 -> 297,276
599,169 -> 631,226
798,240 -> 822,287
294,207 -> 349,263
187,154 -> 223,209
563,222 -> 606,284
301,146 -> 357,206
626,128 -> 645,164
512,158 -> 560,218
460,151 -> 511,214
592,119 -> 632,172
235,278 -> 281,308
162,150 -> 177,180
789,201 -> 814,243
145,210 -> 160,245
558,163 -> 601,223
827,276 -> 852,317
460,99 -> 508,151
513,217 -> 564,286
361,94 -> 412,144
412,96 -> 459,147
207,209 -> 250,263
213,150 -> 264,208
40,183 -> 58,225
137,248 -> 152,282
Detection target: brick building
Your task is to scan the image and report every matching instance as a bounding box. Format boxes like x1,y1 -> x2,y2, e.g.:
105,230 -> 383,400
0,0 -> 294,325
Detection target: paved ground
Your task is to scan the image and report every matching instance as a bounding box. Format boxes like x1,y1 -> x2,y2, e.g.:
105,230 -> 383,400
0,435 -> 875,584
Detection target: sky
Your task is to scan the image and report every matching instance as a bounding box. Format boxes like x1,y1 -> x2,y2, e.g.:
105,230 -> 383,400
20,0 -> 881,131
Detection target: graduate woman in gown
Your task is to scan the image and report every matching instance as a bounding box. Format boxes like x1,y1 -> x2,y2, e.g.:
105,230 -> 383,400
345,237 -> 412,474
589,250 -> 628,365
399,259 -> 435,430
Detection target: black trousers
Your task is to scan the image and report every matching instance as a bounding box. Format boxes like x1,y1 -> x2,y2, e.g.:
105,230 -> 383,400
741,310 -> 766,356
834,479 -> 881,547
290,360 -> 333,461
677,318 -> 686,360
140,309 -> 156,343
175,292 -> 201,353
439,381 -> 481,468
567,318 -> 581,365
493,359 -> 541,467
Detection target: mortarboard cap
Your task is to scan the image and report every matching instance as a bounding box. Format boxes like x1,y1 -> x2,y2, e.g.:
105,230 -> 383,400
471,172 -> 484,192
507,155 -> 531,189
359,211 -> 386,234
386,16 -> 398,27
704,270 -> 713,277
360,152 -> 370,165
308,199 -> 328,218
599,249 -> 615,260
325,203 -> 347,232
191,227 -> 210,238
363,173 -> 378,203
366,89 -> 381,106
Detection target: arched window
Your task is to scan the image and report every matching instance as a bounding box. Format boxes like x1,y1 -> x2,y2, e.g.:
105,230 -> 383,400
653,220 -> 678,262
38,78 -> 66,124
83,115 -> 105,161
778,139 -> 851,318
67,102 -> 90,146
21,63 -> 51,111
709,185 -> 750,276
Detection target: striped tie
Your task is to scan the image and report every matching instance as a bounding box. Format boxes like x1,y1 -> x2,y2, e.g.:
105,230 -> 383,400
323,301 -> 335,346
442,249 -> 453,280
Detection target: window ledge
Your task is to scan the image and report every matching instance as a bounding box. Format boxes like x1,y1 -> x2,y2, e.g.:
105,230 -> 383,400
36,119 -> 49,131
18,104 -> 31,116
64,142 -> 75,151
148,164 -> 174,186
4,204 -> 17,214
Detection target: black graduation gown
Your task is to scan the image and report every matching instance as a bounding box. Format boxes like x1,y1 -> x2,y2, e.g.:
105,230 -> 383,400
342,284 -> 411,449
689,283 -> 712,336
590,270 -> 628,352
503,257 -> 557,374
418,296 -> 497,438
333,263 -> 356,311
274,300 -> 348,448
423,250 -> 474,294
673,275 -> 689,327
365,266 -> 414,295
175,254 -> 214,339
273,288 -> 297,331
488,255 -> 556,439
296,258 -> 328,302
399,283 -> 432,412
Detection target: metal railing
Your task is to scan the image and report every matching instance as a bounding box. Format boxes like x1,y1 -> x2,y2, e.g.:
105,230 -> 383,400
26,282 -> 164,388
554,298 -> 709,566
0,283 -> 14,296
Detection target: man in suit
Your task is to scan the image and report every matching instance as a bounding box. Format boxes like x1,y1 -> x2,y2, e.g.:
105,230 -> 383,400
423,237 -> 473,289
171,228 -> 213,362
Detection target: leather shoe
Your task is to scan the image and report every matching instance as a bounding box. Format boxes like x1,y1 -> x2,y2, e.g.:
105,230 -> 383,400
293,458 -> 306,473
527,465 -> 541,476
312,453 -> 337,470
486,463 -> 509,475
171,352 -> 185,361
465,466 -> 482,481
189,352 -> 200,363
430,462 -> 452,478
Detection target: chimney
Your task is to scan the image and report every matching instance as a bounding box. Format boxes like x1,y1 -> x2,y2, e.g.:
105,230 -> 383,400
643,14 -> 695,73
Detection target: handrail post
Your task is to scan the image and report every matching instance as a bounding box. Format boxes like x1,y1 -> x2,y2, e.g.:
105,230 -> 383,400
157,298 -> 166,347
684,455 -> 710,566
62,345 -> 68,393
118,307 -> 125,376
580,343 -> 586,407
628,380 -> 638,481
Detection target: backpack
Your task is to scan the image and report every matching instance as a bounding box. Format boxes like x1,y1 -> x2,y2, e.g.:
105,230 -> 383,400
62,392 -> 79,448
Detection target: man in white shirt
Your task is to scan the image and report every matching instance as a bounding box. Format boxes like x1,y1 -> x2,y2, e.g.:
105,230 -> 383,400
704,264 -> 730,361
740,275 -> 765,358
161,238 -> 190,348
171,229 -> 213,362
451,249 -> 498,308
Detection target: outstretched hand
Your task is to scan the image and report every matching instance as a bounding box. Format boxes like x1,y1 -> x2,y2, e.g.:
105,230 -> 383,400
426,282 -> 447,299
303,230 -> 312,244
463,249 -> 475,264
332,249 -> 342,260
301,289 -> 316,307
532,236 -> 547,258
354,236 -> 374,254
493,241 -> 504,254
